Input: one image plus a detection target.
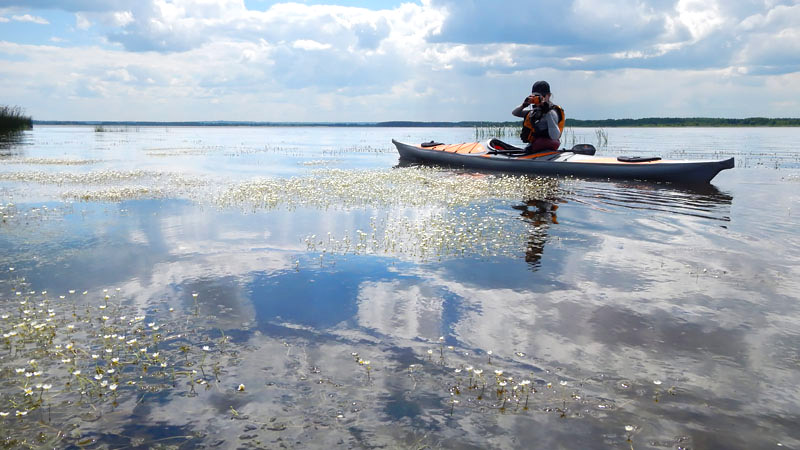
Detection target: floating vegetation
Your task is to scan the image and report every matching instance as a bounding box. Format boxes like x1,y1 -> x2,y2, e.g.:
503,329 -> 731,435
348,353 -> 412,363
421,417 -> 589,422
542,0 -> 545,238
305,210 -> 533,261
321,145 -> 394,156
0,283 -> 232,448
300,159 -> 338,167
0,202 -> 68,228
145,147 -> 217,157
0,169 -> 210,202
215,167 -> 564,260
0,170 -> 156,185
63,186 -> 165,202
217,167 -> 563,210
0,158 -> 103,166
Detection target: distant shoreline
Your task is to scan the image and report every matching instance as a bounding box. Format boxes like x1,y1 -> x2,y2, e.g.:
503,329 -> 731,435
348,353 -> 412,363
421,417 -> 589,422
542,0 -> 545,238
32,117 -> 800,128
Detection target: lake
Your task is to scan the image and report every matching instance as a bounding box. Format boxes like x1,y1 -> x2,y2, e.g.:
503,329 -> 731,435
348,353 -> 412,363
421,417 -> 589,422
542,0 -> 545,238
1,125 -> 799,449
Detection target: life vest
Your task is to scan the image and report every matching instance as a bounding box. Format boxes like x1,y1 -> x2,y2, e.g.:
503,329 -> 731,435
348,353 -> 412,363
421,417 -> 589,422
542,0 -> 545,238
521,103 -> 565,143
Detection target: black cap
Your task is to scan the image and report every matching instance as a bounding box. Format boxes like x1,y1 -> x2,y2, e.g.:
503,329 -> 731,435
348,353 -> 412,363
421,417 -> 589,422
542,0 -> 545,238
531,80 -> 551,95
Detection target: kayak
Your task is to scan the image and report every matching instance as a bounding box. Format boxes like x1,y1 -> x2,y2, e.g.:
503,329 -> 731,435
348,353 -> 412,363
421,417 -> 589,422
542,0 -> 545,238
392,139 -> 734,184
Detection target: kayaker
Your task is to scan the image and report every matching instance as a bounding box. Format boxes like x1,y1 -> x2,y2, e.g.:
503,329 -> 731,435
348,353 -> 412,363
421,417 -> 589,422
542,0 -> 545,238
512,80 -> 565,152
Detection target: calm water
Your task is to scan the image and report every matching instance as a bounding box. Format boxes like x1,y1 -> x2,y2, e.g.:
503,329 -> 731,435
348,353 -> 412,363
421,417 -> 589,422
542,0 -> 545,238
1,125 -> 799,449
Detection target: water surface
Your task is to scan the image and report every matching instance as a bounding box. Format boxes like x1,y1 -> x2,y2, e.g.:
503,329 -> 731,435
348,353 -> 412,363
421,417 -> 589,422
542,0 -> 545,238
1,125 -> 799,449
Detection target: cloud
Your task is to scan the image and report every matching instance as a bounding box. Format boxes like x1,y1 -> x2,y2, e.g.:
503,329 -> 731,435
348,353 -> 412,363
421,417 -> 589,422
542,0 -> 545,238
0,0 -> 798,120
75,12 -> 91,29
423,0 -> 800,77
0,0 -> 132,12
11,13 -> 49,24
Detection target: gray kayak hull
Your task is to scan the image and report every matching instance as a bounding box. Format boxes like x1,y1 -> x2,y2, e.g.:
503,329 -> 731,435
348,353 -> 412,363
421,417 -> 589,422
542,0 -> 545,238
392,139 -> 734,184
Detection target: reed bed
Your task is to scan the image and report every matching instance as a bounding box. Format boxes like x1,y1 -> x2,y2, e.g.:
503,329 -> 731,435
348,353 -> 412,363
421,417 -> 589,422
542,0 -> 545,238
0,105 -> 32,134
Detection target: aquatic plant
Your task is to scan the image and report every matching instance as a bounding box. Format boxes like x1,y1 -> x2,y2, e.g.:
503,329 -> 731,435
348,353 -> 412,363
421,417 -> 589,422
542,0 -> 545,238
0,105 -> 32,134
0,158 -> 102,166
474,124 -> 519,140
0,283 -> 229,447
596,128 -> 609,147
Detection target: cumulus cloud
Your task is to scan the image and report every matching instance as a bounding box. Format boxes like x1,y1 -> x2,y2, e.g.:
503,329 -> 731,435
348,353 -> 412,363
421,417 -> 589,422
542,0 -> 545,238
0,0 -> 798,120
11,13 -> 49,24
75,12 -> 91,29
425,0 -> 800,76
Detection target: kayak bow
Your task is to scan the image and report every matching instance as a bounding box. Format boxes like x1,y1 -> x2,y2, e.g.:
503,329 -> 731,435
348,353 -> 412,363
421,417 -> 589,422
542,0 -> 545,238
392,139 -> 734,184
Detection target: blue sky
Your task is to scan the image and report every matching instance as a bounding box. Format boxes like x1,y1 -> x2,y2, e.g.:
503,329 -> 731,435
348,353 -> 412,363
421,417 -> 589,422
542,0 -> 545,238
1,0 -> 798,121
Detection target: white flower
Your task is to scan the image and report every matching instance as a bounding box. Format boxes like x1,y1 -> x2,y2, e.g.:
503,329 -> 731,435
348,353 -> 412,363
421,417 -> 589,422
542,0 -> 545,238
625,425 -> 635,432
202,345 -> 210,352
72,370 -> 81,376
42,384 -> 52,390
653,380 -> 662,385
237,384 -> 245,391
109,384 -> 118,391
494,370 -> 503,376
94,374 -> 103,381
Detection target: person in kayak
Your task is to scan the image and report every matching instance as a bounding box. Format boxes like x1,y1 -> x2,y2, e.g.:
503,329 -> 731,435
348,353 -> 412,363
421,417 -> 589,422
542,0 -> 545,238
512,80 -> 565,153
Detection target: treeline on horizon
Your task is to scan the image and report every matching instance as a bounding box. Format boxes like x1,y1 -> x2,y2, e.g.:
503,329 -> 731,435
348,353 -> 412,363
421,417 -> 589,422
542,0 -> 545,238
0,105 -> 33,133
31,117 -> 800,128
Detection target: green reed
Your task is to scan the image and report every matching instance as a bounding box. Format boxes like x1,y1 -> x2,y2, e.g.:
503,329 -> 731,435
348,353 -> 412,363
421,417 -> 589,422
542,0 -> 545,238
0,105 -> 32,134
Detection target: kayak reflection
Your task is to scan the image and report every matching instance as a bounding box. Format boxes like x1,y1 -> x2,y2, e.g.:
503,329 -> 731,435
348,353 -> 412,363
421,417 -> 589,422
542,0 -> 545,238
571,180 -> 733,222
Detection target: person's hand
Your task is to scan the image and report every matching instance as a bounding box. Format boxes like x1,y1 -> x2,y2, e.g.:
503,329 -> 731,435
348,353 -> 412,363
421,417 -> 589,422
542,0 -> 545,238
523,96 -> 532,106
